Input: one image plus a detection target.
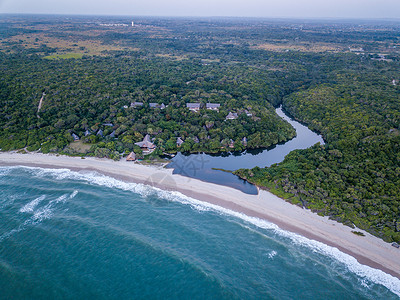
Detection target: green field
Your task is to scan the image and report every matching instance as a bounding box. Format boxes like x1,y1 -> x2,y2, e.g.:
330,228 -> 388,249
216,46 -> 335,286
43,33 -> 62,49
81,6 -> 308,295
43,53 -> 84,60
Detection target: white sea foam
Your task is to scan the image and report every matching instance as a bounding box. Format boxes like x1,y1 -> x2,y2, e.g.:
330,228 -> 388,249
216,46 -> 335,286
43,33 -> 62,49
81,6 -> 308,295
267,250 -> 277,259
0,190 -> 77,242
70,190 -> 78,199
32,206 -> 53,222
8,166 -> 400,296
19,195 -> 46,213
32,192 -> 76,222
360,278 -> 371,289
175,195 -> 400,296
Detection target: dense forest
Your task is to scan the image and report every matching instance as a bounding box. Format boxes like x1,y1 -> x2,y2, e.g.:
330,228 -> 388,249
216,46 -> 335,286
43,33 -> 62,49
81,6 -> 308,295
1,15 -> 400,242
235,64 -> 400,242
0,52 -> 297,157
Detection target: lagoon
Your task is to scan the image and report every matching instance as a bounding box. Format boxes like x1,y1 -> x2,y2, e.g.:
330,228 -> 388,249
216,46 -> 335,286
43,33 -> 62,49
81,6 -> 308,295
167,107 -> 324,194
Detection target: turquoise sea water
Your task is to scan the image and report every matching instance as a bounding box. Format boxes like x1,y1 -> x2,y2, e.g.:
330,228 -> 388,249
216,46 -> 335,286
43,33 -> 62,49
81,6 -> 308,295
0,166 -> 399,299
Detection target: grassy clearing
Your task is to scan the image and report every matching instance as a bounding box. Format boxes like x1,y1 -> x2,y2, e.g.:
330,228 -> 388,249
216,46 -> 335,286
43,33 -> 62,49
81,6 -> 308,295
252,42 -> 341,53
67,141 -> 92,153
155,53 -> 188,61
140,158 -> 170,166
43,53 -> 84,60
3,33 -> 129,56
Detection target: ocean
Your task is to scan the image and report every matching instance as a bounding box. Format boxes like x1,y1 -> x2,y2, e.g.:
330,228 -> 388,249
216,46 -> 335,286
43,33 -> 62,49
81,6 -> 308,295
0,166 -> 399,299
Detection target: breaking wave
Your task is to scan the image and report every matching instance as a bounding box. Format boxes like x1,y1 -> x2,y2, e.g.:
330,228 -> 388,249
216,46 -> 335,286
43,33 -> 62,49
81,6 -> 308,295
19,195 -> 46,213
1,165 -> 400,296
0,185 -> 78,242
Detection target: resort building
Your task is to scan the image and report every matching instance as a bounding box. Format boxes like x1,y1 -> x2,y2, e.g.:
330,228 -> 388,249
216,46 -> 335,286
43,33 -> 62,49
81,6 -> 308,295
131,102 -> 144,108
229,139 -> 235,148
126,152 -> 136,161
206,103 -> 221,111
226,112 -> 238,120
71,133 -> 80,141
176,137 -> 184,147
244,110 -> 252,117
149,103 -> 166,109
149,103 -> 158,108
135,134 -> 156,153
97,129 -> 104,137
186,103 -> 201,112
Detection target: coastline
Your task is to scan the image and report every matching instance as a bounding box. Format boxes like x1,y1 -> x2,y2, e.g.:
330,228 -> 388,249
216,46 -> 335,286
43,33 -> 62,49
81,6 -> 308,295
0,152 -> 399,280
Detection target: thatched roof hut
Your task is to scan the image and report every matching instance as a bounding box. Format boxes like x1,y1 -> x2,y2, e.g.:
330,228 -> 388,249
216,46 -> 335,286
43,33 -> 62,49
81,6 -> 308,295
177,137 -> 184,147
226,112 -> 238,120
126,152 -> 136,161
229,139 -> 235,148
71,133 -> 80,141
150,103 -> 166,109
135,134 -> 156,150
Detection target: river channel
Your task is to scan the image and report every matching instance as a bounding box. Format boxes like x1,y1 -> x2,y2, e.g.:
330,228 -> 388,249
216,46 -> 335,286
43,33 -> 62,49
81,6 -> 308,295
166,107 -> 324,194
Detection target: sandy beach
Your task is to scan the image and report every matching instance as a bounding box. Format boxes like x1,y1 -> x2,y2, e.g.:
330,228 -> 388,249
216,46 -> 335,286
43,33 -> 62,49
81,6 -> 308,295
0,152 -> 399,280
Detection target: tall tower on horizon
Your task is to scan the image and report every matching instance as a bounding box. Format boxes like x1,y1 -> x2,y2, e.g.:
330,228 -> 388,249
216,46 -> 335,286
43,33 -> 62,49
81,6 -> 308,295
132,21 -> 134,27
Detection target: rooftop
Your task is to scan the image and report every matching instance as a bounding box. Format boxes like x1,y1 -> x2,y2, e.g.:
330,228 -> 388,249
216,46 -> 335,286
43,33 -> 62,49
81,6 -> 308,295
135,134 -> 156,149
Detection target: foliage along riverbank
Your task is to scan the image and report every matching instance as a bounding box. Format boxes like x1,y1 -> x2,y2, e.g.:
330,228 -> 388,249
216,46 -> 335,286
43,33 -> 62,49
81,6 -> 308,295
234,67 -> 400,243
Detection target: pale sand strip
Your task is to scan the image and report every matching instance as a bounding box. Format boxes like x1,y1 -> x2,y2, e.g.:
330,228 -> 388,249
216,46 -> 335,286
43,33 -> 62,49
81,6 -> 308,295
0,152 -> 399,279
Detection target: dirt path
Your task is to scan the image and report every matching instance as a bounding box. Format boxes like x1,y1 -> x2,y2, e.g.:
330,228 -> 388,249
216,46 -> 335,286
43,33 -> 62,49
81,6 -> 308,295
37,92 -> 45,117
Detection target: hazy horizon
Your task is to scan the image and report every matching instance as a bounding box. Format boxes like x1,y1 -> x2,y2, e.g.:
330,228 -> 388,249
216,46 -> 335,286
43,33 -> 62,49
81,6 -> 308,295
2,12 -> 400,22
1,0 -> 400,20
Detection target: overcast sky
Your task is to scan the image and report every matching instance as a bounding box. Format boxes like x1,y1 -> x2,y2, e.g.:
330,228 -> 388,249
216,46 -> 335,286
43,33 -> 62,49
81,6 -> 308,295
1,0 -> 399,19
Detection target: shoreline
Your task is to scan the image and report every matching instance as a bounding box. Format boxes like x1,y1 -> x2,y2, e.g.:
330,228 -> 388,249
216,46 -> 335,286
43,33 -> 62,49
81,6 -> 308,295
0,152 -> 399,281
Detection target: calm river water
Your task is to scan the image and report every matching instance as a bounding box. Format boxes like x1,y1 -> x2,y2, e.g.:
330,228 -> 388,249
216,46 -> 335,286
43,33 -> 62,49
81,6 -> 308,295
167,107 -> 324,194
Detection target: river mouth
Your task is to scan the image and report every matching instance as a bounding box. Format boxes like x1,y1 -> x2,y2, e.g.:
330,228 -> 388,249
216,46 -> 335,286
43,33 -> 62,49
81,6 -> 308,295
166,107 -> 324,194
